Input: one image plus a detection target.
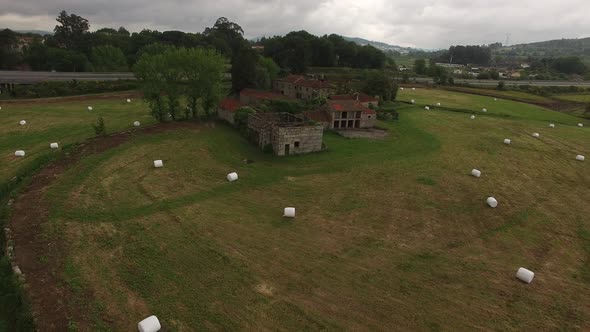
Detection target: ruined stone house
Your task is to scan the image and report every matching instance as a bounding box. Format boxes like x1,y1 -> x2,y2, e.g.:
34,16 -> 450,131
273,75 -> 335,100
247,112 -> 323,156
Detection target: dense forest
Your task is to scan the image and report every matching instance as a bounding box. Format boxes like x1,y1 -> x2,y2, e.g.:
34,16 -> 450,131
0,10 -> 388,77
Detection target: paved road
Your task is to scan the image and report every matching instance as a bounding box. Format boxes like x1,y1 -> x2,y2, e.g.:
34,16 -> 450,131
0,70 -> 135,84
2,70 -> 590,87
412,77 -> 590,87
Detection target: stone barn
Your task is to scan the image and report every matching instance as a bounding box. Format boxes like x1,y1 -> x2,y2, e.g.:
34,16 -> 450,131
247,112 -> 323,156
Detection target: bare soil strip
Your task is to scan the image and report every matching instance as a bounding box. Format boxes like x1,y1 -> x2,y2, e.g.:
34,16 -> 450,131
9,121 -> 197,331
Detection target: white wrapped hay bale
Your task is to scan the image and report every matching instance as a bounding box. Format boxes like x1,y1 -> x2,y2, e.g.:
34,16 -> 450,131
549,123 -> 555,128
14,150 -> 25,157
138,315 -> 161,332
134,121 -> 141,127
494,98 -> 497,101
410,99 -> 415,104
400,87 -> 404,91
471,169 -> 481,178
482,108 -> 487,112
486,197 -> 498,208
436,102 -> 441,106
50,142 -> 59,149
503,138 -> 511,145
424,106 -> 430,110
516,267 -> 535,284
153,160 -> 163,168
226,172 -> 238,182
412,87 -> 416,91
19,120 -> 26,125
576,155 -> 585,161
87,106 -> 93,111
532,133 -> 540,138
127,98 -> 131,103
470,115 -> 476,119
283,207 -> 296,218
578,123 -> 584,127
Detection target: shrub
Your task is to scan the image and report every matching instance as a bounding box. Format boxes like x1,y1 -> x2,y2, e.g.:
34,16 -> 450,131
92,117 -> 106,136
497,80 -> 506,90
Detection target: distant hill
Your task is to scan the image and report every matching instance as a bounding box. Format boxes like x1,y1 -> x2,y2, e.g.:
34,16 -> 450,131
13,30 -> 53,36
498,37 -> 590,57
342,36 -> 415,54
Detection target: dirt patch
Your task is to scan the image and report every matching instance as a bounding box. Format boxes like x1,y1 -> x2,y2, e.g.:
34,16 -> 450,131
9,120 -> 199,331
0,91 -> 141,107
336,128 -> 389,139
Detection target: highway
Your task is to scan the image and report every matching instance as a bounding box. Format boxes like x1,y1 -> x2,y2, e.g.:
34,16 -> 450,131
0,70 -> 135,84
2,70 -> 590,87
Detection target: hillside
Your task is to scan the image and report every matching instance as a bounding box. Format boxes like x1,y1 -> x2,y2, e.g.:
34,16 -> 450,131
342,36 -> 415,54
498,37 -> 590,57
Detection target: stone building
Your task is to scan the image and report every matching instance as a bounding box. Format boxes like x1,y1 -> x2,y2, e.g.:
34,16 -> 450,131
247,112 -> 323,156
273,75 -> 335,100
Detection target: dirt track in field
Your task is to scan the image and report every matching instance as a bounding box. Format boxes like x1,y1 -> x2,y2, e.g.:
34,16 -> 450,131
9,121 -> 197,331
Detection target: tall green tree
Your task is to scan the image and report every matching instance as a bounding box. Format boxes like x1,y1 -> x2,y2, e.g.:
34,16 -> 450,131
53,10 -> 90,51
363,71 -> 393,102
183,48 -> 226,118
413,59 -> 427,75
90,45 -> 128,71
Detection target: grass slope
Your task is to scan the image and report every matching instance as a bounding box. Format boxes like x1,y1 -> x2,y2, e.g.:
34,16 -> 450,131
2,90 -> 590,330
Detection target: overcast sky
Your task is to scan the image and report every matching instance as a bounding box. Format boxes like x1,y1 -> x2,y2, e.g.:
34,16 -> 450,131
1,0 -> 589,49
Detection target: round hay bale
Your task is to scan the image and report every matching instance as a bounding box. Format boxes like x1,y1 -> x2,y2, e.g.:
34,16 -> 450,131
19,120 -> 26,125
486,197 -> 498,208
138,315 -> 161,332
436,102 -> 441,106
494,98 -> 497,101
470,115 -> 476,119
87,106 -> 93,111
50,142 -> 59,149
578,123 -> 584,127
516,267 -> 534,284
549,123 -> 555,128
410,99 -> 415,104
504,138 -> 511,145
482,108 -> 487,112
424,106 -> 430,110
400,87 -> 404,91
127,98 -> 131,103
134,121 -> 141,127
153,160 -> 163,168
471,169 -> 481,178
532,133 -> 540,138
226,172 -> 238,182
412,87 -> 416,91
283,207 -> 296,218
14,150 -> 25,157
576,155 -> 585,161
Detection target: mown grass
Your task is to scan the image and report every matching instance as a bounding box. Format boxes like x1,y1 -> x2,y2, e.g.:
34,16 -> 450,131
444,86 -> 554,103
398,87 -> 589,125
552,93 -> 590,103
3,89 -> 590,330
0,98 -> 155,184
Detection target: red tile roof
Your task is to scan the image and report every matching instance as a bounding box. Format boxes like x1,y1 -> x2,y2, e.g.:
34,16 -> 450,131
327,100 -> 371,112
219,97 -> 242,113
329,93 -> 378,103
241,88 -> 292,101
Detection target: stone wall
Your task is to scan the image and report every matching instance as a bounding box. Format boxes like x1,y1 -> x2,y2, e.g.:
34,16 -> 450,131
360,113 -> 376,128
217,108 -> 235,125
272,125 -> 323,156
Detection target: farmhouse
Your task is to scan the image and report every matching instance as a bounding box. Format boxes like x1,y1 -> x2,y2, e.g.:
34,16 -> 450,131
324,100 -> 377,129
247,112 -> 323,156
217,97 -> 243,125
329,93 -> 379,108
273,75 -> 335,100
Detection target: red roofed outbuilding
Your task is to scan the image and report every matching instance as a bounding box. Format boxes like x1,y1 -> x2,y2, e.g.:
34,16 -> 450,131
329,93 -> 379,108
324,100 -> 377,129
218,97 -> 243,125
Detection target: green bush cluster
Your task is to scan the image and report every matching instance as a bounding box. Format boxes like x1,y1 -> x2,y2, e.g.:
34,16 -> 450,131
7,80 -> 138,99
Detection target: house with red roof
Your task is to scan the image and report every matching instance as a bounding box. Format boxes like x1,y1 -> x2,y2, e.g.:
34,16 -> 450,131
329,93 -> 379,108
323,100 -> 377,129
239,88 -> 294,106
273,75 -> 335,100
217,97 -> 243,125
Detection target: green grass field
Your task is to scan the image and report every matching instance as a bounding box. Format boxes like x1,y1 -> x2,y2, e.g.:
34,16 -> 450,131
443,87 -> 554,103
2,90 -> 590,330
0,97 -> 155,184
552,93 -> 590,103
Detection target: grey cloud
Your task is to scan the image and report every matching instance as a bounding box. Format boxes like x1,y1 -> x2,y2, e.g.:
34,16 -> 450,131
0,0 -> 589,48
